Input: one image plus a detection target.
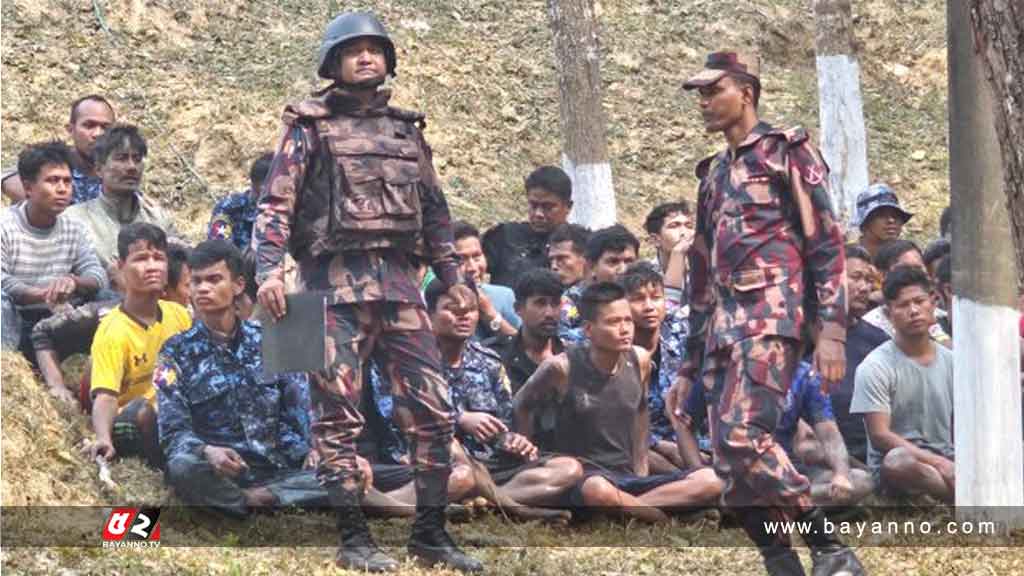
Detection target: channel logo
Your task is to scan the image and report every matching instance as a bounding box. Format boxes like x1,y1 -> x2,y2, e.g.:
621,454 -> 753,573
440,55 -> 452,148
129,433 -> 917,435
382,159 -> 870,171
101,507 -> 161,548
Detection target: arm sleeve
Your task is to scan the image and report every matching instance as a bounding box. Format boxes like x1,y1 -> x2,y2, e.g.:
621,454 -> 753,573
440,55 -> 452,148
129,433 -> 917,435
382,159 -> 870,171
850,356 -> 892,415
207,199 -> 236,242
787,138 -> 847,342
90,324 -> 126,398
802,369 -> 835,425
70,223 -> 108,289
154,354 -> 205,459
557,292 -> 587,346
255,124 -> 312,285
415,131 -> 466,290
493,364 -> 514,427
1,224 -> 30,299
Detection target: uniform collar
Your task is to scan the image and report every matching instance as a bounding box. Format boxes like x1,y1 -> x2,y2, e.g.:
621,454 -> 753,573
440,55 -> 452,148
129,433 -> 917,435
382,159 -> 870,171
730,121 -> 775,159
323,86 -> 393,116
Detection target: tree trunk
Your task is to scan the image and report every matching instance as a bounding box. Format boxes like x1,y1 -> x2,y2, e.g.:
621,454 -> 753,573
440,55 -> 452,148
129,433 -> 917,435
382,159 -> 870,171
813,0 -> 869,232
949,0 -> 1024,527
547,0 -> 616,229
970,0 -> 1024,287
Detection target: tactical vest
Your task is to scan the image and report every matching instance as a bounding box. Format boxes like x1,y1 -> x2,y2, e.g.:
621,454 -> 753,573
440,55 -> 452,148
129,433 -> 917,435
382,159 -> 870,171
288,91 -> 429,260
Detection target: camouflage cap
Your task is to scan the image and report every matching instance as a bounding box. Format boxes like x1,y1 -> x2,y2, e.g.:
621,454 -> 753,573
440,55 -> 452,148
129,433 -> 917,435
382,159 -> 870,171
854,183 -> 913,228
682,51 -> 761,90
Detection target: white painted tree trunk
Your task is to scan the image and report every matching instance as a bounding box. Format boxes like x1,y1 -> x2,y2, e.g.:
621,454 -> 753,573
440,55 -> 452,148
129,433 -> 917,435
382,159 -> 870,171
563,155 -> 616,229
816,55 -> 869,229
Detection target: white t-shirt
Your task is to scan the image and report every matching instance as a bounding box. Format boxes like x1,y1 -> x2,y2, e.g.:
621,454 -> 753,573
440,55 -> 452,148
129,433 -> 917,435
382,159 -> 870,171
850,340 -> 954,472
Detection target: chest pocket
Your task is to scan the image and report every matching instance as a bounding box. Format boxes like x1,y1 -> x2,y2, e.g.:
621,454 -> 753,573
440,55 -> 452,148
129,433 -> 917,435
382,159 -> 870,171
731,171 -> 781,210
329,135 -> 423,234
184,359 -> 236,424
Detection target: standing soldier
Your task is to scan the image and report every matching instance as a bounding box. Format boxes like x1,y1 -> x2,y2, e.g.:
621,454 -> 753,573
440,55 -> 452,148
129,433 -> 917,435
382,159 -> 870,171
255,12 -> 482,573
668,52 -> 865,575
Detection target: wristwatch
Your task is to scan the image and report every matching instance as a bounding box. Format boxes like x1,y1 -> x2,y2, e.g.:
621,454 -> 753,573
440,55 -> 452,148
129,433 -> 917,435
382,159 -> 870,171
488,313 -> 503,332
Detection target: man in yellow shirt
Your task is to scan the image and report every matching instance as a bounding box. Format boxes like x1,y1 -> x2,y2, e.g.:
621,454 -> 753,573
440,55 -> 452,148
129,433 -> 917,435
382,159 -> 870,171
87,223 -> 191,468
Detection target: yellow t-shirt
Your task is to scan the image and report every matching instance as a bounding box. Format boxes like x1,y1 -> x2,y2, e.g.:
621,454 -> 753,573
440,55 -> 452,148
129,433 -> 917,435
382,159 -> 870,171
90,300 -> 192,408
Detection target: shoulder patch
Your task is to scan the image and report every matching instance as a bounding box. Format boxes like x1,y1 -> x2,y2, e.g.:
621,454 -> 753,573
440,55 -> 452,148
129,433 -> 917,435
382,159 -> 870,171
781,126 -> 809,145
387,106 -> 427,129
282,96 -> 333,127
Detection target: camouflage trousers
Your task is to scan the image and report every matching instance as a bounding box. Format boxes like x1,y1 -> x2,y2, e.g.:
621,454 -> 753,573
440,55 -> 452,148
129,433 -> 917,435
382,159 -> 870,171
311,301 -> 454,489
702,335 -> 813,511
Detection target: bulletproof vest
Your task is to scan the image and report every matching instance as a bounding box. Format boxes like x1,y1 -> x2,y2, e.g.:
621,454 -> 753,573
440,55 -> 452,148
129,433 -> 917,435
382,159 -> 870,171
288,90 -> 428,259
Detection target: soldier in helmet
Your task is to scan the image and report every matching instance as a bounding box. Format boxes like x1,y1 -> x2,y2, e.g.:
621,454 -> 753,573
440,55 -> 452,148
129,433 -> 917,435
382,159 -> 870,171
254,12 -> 482,573
666,52 -> 865,575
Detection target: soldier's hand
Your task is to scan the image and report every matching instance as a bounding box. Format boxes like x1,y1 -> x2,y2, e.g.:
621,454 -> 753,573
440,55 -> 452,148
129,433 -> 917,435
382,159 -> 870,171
257,278 -> 287,321
813,338 -> 846,392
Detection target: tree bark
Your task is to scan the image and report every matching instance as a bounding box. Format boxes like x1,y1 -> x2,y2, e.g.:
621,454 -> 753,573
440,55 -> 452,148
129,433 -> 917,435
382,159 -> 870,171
547,0 -> 616,229
813,0 -> 869,232
949,0 -> 1024,526
969,0 -> 1024,287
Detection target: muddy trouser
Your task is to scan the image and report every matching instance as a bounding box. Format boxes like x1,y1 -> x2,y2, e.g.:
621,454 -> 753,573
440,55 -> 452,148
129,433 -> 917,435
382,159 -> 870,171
312,301 -> 453,500
703,335 -> 813,545
166,452 -> 328,518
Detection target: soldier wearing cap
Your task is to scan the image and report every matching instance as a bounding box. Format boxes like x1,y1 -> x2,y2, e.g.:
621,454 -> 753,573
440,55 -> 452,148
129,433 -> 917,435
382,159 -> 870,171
855,183 -> 914,259
254,12 -> 481,573
666,52 -> 865,575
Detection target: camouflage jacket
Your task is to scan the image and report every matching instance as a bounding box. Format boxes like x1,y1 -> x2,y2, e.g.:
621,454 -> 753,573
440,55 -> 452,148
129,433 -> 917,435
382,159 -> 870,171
558,282 -> 586,346
208,190 -> 258,251
648,304 -> 689,445
254,87 -> 465,304
154,319 -> 311,470
682,122 -> 846,375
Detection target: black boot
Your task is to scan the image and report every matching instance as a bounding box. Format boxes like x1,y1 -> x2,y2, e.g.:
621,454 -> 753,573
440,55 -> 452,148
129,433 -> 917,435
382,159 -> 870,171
738,507 -> 807,576
330,483 -> 399,573
796,508 -> 867,576
407,468 -> 483,573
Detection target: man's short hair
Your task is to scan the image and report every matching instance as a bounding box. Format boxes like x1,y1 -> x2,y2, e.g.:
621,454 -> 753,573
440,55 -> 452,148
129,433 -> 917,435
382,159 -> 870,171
548,223 -> 590,254
729,72 -> 761,108
249,152 -> 275,191
620,261 -> 664,295
923,238 -> 951,269
874,239 -> 922,273
451,220 -> 480,243
94,124 -> 148,167
514,268 -> 564,304
936,254 -> 952,285
883,265 -> 932,302
579,281 -> 627,322
940,206 -> 952,238
167,244 -> 192,289
423,279 -> 449,313
524,165 -> 572,204
844,243 -> 872,265
643,201 -> 692,235
188,239 -> 244,278
17,141 -> 72,184
117,222 -> 167,260
69,94 -> 114,125
585,225 -> 640,264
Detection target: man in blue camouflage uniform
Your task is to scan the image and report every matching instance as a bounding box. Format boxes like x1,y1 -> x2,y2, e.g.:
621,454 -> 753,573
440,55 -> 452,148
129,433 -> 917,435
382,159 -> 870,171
253,12 -> 480,573
207,152 -> 274,251
667,52 -> 864,575
155,240 -> 320,518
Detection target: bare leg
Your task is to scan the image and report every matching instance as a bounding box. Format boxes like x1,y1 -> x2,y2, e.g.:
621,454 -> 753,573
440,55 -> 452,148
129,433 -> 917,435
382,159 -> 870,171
652,440 -> 688,470
579,475 -> 668,523
648,446 -> 681,475
636,468 -> 723,510
384,463 -> 476,506
36,349 -> 74,402
880,447 -> 953,503
496,457 -> 582,507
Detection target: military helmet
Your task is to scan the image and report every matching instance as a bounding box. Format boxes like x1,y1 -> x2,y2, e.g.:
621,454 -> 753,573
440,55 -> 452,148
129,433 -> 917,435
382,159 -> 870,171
317,12 -> 397,80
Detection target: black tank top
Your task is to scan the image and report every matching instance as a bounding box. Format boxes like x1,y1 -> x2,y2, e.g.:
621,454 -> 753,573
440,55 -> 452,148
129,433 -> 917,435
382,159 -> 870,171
554,345 -> 644,474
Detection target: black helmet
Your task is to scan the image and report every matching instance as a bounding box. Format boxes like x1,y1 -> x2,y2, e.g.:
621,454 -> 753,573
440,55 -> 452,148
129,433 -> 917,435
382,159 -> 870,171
317,12 -> 397,80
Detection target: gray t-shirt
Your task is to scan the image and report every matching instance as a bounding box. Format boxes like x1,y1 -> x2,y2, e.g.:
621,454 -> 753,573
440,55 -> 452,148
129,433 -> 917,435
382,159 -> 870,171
850,340 -> 954,472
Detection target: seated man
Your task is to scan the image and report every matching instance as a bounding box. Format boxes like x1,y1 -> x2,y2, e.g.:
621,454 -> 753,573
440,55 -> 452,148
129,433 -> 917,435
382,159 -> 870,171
619,262 -> 689,474
0,142 -> 107,358
558,224 -> 639,346
208,152 -> 274,251
642,201 -> 694,308
831,245 -> 890,464
854,183 -> 913,260
547,223 -> 590,290
65,124 -> 178,280
923,238 -> 950,288
493,268 -> 565,395
85,223 -> 192,468
425,279 -> 582,508
156,240 -> 325,517
452,221 -> 521,344
483,166 -> 573,288
851,267 -> 955,503
514,282 -> 721,523
2,95 -> 116,204
34,244 -> 192,407
862,239 -> 951,346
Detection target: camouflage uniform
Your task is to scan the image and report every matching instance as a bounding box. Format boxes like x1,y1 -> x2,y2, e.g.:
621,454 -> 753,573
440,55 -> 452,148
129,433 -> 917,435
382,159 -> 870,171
681,120 -> 846,511
70,167 -> 102,205
208,190 -> 258,251
647,305 -> 689,446
557,282 -> 586,346
254,87 -> 465,488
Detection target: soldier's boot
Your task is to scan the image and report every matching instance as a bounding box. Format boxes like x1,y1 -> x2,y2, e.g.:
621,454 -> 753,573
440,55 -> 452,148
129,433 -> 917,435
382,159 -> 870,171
330,484 -> 399,573
739,508 -> 807,576
407,468 -> 484,573
797,508 -> 867,576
